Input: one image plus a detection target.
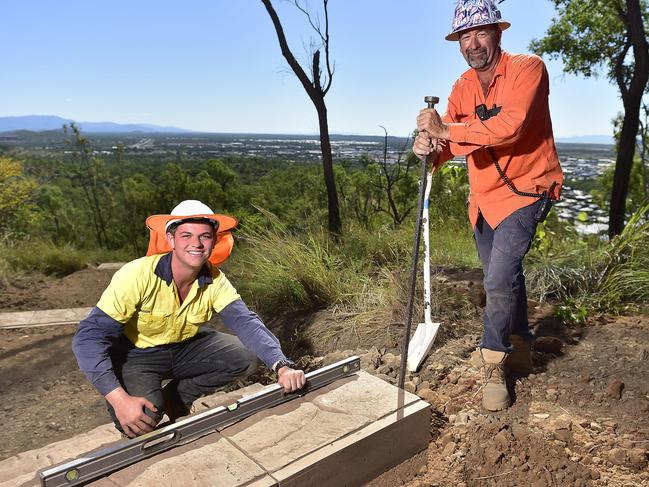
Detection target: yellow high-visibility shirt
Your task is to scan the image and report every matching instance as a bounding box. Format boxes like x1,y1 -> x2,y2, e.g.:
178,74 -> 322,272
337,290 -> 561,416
97,253 -> 239,348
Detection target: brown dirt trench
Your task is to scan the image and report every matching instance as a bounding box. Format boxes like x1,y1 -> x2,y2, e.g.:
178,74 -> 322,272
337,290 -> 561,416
0,267 -> 648,486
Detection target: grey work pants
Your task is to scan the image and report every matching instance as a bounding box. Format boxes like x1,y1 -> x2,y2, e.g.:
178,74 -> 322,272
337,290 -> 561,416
107,329 -> 258,431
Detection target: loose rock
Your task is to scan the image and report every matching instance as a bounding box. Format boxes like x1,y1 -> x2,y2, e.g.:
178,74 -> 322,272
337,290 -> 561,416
628,448 -> 648,469
376,364 -> 391,375
417,387 -> 434,401
606,379 -> 625,400
442,441 -> 457,457
607,447 -> 627,466
404,381 -> 417,394
360,346 -> 381,370
469,349 -> 482,369
554,428 -> 571,443
322,350 -> 349,366
455,412 -> 469,426
382,352 -> 401,370
486,448 -> 504,466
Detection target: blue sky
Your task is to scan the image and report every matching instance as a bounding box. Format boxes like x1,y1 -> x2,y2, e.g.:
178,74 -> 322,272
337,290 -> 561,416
1,1 -> 619,138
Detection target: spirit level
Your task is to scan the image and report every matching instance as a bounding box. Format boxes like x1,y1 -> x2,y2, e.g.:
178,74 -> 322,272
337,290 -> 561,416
39,356 -> 360,487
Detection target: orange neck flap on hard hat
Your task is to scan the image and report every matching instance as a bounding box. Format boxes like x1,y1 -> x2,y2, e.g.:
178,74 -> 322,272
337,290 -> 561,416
145,222 -> 235,266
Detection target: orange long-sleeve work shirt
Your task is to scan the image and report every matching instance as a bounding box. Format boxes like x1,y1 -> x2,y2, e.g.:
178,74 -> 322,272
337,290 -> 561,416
437,51 -> 563,228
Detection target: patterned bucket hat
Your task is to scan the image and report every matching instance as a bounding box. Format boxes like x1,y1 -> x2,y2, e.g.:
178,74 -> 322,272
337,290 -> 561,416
445,0 -> 511,41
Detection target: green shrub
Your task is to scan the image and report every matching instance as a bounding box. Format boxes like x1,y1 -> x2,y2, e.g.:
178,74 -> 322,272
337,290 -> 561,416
595,201 -> 649,308
229,205 -> 482,322
527,202 -> 649,320
230,211 -> 370,316
339,222 -> 412,268
526,243 -> 599,302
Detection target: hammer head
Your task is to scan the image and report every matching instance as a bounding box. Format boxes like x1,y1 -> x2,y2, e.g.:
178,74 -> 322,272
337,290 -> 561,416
424,96 -> 439,109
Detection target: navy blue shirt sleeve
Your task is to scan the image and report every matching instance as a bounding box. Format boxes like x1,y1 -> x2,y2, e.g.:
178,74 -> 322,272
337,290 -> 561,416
218,299 -> 287,369
72,307 -> 124,396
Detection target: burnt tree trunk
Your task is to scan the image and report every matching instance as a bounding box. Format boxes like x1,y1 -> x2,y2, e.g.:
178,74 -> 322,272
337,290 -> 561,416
314,98 -> 341,234
261,0 -> 342,235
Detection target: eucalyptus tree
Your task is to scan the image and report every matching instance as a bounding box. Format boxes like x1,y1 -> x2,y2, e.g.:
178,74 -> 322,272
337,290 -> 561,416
530,0 -> 649,238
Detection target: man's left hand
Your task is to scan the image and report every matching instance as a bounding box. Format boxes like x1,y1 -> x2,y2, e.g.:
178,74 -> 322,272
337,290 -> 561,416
417,108 -> 450,140
277,367 -> 306,393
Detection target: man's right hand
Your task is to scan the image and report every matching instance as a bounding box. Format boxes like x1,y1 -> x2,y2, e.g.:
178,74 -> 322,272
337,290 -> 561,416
413,132 -> 442,160
105,387 -> 158,438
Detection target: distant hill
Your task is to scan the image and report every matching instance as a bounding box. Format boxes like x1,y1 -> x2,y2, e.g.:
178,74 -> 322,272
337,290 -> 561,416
0,116 -> 617,145
0,115 -> 189,134
555,134 -> 614,145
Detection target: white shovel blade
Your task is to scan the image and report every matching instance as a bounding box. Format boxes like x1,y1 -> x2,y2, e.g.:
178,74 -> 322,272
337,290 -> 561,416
406,321 -> 441,372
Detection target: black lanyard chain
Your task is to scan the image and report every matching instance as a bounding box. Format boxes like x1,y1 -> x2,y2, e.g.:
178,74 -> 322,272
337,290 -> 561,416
476,104 -> 557,222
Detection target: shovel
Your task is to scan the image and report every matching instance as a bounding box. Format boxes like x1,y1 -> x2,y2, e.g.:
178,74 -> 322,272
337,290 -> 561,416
406,170 -> 441,372
398,96 -> 442,388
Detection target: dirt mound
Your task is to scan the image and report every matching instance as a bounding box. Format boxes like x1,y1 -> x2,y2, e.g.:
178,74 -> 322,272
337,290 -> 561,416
0,267 -> 116,311
462,417 -> 593,486
0,324 -> 107,459
388,313 -> 649,487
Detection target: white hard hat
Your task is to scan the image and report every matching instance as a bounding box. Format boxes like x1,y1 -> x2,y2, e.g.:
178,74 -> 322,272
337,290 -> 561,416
164,200 -> 219,233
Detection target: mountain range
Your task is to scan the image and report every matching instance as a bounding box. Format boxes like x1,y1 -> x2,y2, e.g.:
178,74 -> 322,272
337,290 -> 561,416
0,115 -> 189,134
0,115 -> 614,144
554,134 -> 614,145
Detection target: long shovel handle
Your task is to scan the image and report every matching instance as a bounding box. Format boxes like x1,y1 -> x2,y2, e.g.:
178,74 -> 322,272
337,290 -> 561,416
423,172 -> 433,326
398,152 -> 429,389
398,96 -> 439,390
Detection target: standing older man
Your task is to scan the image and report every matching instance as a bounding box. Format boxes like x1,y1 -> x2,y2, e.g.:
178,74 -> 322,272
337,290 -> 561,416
414,0 -> 563,411
73,200 -> 305,437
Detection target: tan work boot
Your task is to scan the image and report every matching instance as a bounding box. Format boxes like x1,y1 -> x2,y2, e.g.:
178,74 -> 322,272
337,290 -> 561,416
505,335 -> 533,376
481,349 -> 511,411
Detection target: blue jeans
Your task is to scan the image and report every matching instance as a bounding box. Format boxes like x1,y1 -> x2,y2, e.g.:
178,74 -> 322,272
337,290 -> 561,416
474,200 -> 541,352
108,329 -> 258,430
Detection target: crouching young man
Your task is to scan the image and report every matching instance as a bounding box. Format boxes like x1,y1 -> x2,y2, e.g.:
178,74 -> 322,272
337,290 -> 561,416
73,200 -> 305,437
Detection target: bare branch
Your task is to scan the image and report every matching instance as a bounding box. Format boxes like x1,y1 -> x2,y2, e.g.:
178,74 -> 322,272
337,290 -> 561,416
322,0 -> 334,94
261,0 -> 319,103
312,50 -> 321,91
291,0 -> 334,94
292,0 -> 325,43
378,125 -> 388,166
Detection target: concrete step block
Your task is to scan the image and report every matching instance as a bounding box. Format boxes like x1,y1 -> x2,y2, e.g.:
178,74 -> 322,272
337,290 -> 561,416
274,400 -> 430,487
222,372 -> 422,473
0,307 -> 92,329
100,434 -> 276,487
0,424 -> 121,487
96,263 -> 125,270
0,386 -> 265,487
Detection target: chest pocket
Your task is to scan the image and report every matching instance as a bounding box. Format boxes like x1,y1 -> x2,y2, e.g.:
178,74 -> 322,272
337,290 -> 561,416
136,312 -> 171,340
186,312 -> 210,328
174,311 -> 210,342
